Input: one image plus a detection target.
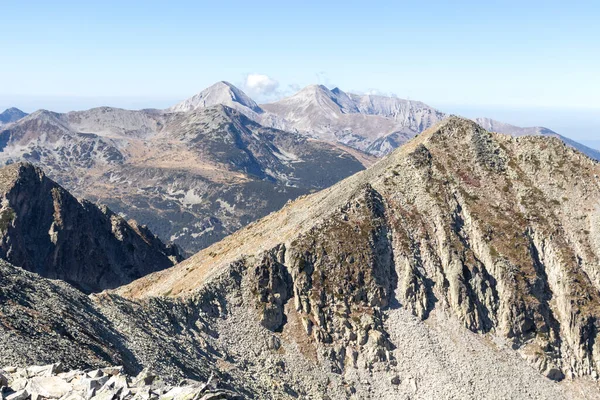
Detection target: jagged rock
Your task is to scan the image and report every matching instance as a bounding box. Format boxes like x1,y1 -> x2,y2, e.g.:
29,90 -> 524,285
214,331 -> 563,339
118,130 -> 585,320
26,377 -> 72,398
86,371 -> 104,379
133,370 -> 156,387
0,367 -> 240,400
26,364 -> 63,377
0,163 -> 182,293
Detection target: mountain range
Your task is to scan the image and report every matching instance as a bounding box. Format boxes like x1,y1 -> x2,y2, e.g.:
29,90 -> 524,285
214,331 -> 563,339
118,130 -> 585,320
0,103 -> 368,253
0,82 -> 597,257
2,117 -> 599,399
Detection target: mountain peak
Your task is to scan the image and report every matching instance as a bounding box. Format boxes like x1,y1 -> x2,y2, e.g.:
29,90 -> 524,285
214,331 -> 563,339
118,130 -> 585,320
0,162 -> 41,192
0,162 -> 183,293
0,107 -> 28,124
169,81 -> 262,114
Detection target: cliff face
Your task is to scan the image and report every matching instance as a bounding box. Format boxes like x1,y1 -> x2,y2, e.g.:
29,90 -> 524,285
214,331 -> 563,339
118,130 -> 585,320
0,163 -> 182,293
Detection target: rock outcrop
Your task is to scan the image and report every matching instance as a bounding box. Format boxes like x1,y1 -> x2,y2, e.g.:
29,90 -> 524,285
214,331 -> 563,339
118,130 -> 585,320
0,163 -> 182,293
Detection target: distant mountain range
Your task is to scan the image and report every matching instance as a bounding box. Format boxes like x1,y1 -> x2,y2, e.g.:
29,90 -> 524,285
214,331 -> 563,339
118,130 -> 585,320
170,82 -> 600,161
0,82 -> 597,255
0,103 -> 368,253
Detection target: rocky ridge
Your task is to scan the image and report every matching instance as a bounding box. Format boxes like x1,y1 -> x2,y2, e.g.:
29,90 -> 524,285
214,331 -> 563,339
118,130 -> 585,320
117,117 -> 600,396
0,162 -> 181,293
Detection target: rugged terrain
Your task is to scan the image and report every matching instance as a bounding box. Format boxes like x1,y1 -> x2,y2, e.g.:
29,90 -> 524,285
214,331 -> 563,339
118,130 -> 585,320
0,363 -> 242,400
0,104 -> 368,253
0,83 -> 597,257
119,117 -> 600,396
4,117 -> 597,399
0,162 -> 181,293
1,118 -> 600,398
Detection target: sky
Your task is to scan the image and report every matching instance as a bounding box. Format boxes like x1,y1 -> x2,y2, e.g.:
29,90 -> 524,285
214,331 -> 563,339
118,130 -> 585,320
1,0 -> 599,142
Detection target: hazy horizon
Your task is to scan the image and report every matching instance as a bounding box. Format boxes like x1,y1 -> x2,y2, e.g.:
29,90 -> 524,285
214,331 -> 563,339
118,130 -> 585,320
1,90 -> 598,144
2,1 -> 598,141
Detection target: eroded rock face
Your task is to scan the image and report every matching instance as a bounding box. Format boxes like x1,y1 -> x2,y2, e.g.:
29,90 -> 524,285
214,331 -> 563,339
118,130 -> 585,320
0,163 -> 182,293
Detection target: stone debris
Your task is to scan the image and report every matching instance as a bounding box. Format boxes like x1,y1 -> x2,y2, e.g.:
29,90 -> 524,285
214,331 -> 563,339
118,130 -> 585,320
0,365 -> 242,400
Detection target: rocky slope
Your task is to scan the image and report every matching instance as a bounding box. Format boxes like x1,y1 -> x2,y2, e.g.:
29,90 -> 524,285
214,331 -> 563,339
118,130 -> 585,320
0,108 -> 27,126
0,162 -> 181,293
0,236 -> 592,399
0,363 -> 242,400
119,117 -> 600,396
0,105 -> 368,253
475,117 -> 600,161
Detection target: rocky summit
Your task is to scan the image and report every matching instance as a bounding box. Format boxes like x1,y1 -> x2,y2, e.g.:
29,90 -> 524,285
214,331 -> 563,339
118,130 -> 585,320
0,162 -> 182,293
2,117 -> 600,399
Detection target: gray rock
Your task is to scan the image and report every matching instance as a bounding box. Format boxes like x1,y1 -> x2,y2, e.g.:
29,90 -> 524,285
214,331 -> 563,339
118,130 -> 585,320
6,390 -> 28,400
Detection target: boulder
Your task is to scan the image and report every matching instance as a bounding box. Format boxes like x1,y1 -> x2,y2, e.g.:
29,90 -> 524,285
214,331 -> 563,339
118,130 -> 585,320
26,376 -> 72,399
26,364 -> 63,377
133,370 -> 156,387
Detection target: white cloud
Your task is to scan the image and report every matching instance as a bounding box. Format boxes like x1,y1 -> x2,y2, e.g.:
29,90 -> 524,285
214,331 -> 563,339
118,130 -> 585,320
244,74 -> 279,96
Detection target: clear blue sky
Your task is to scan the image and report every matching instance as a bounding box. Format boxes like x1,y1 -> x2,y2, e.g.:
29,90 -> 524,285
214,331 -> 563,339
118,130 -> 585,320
1,0 -> 599,141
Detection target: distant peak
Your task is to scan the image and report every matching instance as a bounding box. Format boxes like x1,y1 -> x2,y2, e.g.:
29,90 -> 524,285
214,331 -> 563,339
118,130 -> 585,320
169,81 -> 262,114
301,84 -> 330,93
0,107 -> 28,124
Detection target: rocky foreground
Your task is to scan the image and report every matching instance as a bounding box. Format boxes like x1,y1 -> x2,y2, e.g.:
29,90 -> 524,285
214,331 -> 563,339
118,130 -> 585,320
0,363 -> 241,400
